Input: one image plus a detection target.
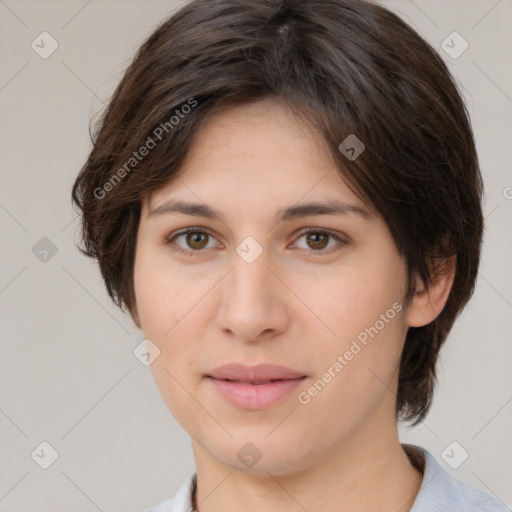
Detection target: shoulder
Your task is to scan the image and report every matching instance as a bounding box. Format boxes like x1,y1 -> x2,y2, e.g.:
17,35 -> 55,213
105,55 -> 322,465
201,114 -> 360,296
405,444 -> 510,512
143,473 -> 196,512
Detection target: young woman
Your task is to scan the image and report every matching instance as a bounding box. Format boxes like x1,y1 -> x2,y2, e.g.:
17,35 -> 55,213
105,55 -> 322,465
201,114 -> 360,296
72,0 -> 507,510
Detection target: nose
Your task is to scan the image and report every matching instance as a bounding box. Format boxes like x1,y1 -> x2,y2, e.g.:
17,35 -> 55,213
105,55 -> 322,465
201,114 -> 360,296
215,247 -> 290,344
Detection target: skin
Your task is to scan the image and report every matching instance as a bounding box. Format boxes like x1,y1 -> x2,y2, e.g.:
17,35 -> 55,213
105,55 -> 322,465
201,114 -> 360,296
131,97 -> 455,512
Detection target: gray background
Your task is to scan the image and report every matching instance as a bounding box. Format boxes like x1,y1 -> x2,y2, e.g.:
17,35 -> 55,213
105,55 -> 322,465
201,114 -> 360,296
0,0 -> 510,510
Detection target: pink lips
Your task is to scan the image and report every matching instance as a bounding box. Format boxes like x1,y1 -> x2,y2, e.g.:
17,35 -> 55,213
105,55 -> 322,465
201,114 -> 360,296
206,363 -> 307,410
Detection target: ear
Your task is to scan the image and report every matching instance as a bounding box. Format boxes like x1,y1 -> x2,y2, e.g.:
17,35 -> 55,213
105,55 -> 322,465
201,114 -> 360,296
406,254 -> 457,328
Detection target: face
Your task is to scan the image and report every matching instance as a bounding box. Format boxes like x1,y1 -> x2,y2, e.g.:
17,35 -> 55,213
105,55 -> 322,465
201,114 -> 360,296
132,97 -> 412,475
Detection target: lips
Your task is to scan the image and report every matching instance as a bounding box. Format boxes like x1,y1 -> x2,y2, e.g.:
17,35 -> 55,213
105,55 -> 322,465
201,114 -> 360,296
207,363 -> 306,381
220,379 -> 284,384
206,363 -> 307,410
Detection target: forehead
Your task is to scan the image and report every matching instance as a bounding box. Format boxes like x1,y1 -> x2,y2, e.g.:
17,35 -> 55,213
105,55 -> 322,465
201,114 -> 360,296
145,97 -> 369,216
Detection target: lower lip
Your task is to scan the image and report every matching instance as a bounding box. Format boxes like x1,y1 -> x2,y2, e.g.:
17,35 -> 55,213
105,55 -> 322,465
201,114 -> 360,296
207,376 -> 307,410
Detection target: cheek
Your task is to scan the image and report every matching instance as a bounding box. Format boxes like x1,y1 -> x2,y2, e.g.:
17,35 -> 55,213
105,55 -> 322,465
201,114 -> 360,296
298,255 -> 407,405
133,246 -> 191,335
300,312 -> 405,435
135,252 -> 208,424
133,246 -> 209,370
302,258 -> 405,342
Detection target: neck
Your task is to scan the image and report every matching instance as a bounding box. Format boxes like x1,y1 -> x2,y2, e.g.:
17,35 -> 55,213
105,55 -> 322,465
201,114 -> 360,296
191,422 -> 423,512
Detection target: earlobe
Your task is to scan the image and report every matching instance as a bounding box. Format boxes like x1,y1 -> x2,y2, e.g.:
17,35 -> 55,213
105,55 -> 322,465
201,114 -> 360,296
406,255 -> 457,328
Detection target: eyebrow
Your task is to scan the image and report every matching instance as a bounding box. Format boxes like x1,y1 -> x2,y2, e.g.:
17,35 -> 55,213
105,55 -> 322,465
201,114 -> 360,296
148,199 -> 375,221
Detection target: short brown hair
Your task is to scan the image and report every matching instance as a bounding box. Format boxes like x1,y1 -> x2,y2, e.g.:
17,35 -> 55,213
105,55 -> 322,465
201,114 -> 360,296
71,0 -> 483,425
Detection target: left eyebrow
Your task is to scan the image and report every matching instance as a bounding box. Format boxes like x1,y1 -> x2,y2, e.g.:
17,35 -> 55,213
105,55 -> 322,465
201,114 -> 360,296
277,200 -> 375,221
147,199 -> 375,221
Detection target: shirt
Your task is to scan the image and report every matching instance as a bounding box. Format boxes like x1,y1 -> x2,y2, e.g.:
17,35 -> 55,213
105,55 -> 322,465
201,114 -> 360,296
144,444 -> 510,511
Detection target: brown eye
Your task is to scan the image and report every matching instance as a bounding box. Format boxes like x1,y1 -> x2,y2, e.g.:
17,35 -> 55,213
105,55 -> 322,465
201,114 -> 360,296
186,231 -> 209,250
305,232 -> 329,250
293,228 -> 346,256
167,228 -> 218,256
166,227 -> 346,258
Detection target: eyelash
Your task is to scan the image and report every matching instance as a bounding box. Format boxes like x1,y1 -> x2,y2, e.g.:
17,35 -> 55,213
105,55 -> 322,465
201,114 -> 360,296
164,227 -> 347,257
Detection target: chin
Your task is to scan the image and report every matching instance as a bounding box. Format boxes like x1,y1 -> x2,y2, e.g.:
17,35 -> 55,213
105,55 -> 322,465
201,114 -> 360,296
204,431 -> 313,476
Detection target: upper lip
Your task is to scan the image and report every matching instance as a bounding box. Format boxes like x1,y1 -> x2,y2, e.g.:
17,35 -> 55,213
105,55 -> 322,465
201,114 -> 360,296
206,363 -> 306,381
